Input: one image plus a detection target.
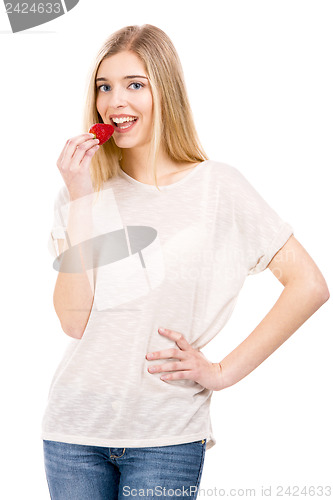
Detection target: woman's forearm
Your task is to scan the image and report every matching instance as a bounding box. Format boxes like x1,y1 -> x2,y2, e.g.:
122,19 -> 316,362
53,196 -> 95,339
218,281 -> 329,390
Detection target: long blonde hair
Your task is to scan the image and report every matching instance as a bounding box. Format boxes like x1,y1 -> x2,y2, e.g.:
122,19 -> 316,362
82,24 -> 208,193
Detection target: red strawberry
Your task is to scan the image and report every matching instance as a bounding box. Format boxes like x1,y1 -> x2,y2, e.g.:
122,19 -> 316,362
89,123 -> 115,145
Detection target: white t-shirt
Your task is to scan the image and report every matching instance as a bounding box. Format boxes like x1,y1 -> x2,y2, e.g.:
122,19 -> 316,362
41,159 -> 294,451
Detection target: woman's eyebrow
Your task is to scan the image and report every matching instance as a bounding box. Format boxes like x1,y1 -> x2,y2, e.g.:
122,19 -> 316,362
96,75 -> 148,82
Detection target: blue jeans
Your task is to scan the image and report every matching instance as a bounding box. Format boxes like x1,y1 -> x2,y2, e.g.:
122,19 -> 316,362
43,439 -> 206,499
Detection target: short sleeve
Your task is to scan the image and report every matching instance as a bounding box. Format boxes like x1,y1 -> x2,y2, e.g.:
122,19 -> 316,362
230,166 -> 294,276
47,185 -> 70,259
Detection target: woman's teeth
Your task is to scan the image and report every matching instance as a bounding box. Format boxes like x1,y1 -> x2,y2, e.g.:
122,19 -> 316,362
112,116 -> 137,128
118,122 -> 134,129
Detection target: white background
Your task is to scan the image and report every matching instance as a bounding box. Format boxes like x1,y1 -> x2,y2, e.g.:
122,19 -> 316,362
1,0 -> 332,498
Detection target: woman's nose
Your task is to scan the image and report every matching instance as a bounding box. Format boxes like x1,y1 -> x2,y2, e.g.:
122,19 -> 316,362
107,87 -> 127,108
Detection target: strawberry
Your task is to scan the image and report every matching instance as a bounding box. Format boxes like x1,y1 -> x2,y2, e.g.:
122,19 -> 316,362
89,123 -> 115,145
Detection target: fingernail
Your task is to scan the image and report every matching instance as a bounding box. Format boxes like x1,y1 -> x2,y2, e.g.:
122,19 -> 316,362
159,328 -> 166,333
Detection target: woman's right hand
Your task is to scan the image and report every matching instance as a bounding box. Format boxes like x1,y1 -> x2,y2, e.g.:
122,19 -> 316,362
56,133 -> 100,201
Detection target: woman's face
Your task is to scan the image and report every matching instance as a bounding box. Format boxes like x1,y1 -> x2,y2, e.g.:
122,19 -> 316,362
95,51 -> 153,151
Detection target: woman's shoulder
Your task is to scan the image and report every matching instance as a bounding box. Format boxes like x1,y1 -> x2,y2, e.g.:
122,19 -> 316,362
202,159 -> 246,183
202,160 -> 265,205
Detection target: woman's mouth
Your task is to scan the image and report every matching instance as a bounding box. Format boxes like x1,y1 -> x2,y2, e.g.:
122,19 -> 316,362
111,116 -> 138,133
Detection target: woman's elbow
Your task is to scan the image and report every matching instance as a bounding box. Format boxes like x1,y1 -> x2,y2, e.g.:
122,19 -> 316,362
315,280 -> 330,303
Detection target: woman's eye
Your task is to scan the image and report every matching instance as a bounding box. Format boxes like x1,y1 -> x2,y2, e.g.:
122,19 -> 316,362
97,82 -> 144,92
98,84 -> 111,92
129,82 -> 144,90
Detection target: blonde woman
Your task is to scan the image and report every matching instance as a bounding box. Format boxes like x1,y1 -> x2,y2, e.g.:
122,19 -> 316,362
42,24 -> 329,499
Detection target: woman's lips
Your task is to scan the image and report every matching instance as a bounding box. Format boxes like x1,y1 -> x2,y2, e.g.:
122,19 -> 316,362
113,119 -> 138,134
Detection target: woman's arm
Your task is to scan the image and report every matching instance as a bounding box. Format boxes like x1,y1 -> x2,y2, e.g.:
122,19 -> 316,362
53,198 -> 95,339
217,235 -> 330,390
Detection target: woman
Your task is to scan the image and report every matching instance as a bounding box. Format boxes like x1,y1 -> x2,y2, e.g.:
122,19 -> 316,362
42,24 -> 329,499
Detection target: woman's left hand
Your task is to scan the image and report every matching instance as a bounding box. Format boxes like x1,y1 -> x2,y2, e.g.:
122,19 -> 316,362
146,328 -> 224,391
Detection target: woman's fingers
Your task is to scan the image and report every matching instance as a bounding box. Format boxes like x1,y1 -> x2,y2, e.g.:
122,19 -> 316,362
148,360 -> 191,373
157,328 -> 193,351
70,138 -> 100,170
57,133 -> 95,167
79,144 -> 100,171
146,348 -> 188,361
56,133 -> 100,200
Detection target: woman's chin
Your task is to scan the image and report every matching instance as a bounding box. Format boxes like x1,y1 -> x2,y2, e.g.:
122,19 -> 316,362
114,139 -> 136,149
114,136 -> 145,149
